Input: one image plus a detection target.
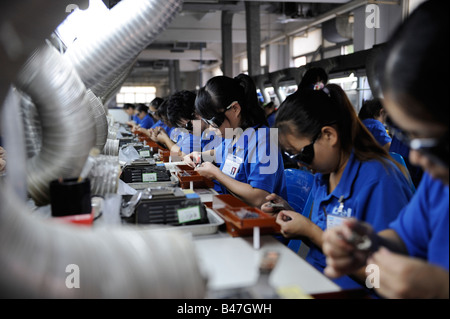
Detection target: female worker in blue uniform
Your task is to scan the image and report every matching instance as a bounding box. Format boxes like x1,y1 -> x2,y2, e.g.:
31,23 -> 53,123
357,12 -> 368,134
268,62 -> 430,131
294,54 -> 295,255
148,90 -> 222,157
322,0 -> 448,298
261,84 -> 413,289
358,98 -> 392,151
135,103 -> 154,129
189,74 -> 287,207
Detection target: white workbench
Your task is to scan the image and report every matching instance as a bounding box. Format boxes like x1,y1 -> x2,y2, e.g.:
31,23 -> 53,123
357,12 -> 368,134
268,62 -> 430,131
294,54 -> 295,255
193,231 -> 340,296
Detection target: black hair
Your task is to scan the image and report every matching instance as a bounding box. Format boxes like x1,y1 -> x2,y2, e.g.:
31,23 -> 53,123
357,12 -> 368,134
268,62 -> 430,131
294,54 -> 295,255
136,103 -> 148,114
298,67 -> 329,90
276,84 -> 407,175
123,103 -> 135,110
150,97 -> 164,109
195,74 -> 267,130
380,0 -> 448,126
165,90 -> 196,127
358,99 -> 384,121
156,100 -> 170,126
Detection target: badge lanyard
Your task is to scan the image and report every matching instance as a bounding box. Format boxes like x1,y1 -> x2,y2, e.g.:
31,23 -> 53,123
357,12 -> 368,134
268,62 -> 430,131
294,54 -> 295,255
222,140 -> 244,179
326,196 -> 353,229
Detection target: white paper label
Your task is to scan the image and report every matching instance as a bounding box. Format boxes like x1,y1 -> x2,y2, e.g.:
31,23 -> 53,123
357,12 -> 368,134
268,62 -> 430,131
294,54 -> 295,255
177,206 -> 201,224
142,173 -> 157,182
222,153 -> 243,178
327,214 -> 348,229
140,150 -> 150,157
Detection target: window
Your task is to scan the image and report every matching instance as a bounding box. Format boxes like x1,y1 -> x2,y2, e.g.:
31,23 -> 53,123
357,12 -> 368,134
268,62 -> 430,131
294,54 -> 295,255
116,86 -> 157,106
261,49 -> 267,67
292,29 -> 322,58
341,44 -> 354,56
293,56 -> 307,68
329,73 -> 359,111
240,58 -> 248,74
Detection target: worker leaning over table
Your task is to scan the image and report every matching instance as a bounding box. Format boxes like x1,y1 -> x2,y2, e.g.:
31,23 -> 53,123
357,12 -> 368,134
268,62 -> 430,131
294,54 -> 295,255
184,74 -> 287,208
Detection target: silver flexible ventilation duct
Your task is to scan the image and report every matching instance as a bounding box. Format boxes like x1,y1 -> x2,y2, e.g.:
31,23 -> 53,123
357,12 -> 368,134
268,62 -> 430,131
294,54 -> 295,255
19,93 -> 42,159
95,55 -> 139,105
15,43 -> 96,206
0,180 -> 207,298
86,89 -> 108,151
65,0 -> 183,89
1,0 -> 207,299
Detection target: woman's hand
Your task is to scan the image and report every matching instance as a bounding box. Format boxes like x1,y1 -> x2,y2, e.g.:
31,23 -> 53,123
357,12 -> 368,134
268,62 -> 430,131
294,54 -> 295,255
276,210 -> 315,238
155,130 -> 170,145
183,152 -> 202,168
136,127 -> 150,137
195,162 -> 221,180
367,248 -> 449,299
260,193 -> 293,215
322,218 -> 377,278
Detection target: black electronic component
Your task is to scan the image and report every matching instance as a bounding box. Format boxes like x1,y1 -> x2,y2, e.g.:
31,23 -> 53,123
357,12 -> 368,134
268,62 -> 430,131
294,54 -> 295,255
120,160 -> 170,183
122,188 -> 208,226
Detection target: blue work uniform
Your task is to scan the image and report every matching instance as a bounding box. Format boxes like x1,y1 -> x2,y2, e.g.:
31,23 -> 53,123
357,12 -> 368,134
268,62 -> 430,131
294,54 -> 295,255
389,173 -> 449,271
362,119 -> 392,147
390,135 -> 424,187
214,125 -> 288,201
132,114 -> 141,125
201,128 -> 223,152
267,111 -> 277,128
138,114 -> 154,129
168,129 -> 223,155
151,119 -> 171,133
306,151 -> 413,289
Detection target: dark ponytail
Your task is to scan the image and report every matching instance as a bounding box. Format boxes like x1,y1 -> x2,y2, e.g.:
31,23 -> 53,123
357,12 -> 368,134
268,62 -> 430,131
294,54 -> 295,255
276,84 -> 407,176
195,74 -> 267,130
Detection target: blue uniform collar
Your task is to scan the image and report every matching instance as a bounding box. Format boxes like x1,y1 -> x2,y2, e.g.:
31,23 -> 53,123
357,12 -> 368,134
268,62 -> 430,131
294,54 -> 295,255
316,151 -> 360,201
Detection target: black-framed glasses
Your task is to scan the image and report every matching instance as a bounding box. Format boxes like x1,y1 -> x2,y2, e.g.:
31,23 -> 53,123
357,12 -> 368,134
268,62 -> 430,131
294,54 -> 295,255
201,101 -> 236,129
184,120 -> 193,133
177,113 -> 196,133
386,116 -> 449,167
284,132 -> 321,166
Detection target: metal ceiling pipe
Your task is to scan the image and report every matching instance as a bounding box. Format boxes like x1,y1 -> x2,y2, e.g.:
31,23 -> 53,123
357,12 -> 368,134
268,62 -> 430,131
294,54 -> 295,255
262,0 -> 369,46
65,0 -> 183,89
15,44 -> 96,206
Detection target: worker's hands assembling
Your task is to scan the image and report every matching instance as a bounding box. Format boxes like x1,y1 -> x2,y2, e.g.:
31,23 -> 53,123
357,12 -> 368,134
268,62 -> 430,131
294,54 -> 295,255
260,193 -> 293,215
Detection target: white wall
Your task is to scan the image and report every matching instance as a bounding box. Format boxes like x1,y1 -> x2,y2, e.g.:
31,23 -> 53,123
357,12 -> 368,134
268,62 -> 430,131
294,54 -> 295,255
409,0 -> 428,14
108,108 -> 129,124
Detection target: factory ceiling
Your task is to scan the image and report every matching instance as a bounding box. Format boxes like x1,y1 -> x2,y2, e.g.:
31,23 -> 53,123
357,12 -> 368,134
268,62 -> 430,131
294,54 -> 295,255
99,0 -> 353,88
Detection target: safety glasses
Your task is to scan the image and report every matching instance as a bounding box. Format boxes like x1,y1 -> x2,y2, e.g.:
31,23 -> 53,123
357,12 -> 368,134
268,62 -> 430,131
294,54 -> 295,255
284,132 -> 321,166
201,101 -> 236,129
386,116 -> 449,167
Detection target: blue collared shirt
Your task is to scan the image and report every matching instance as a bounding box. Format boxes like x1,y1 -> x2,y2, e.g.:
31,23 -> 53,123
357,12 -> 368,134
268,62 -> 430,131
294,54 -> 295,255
389,173 -> 449,270
132,114 -> 141,125
138,114 -> 154,129
214,126 -> 288,201
306,151 -> 413,288
362,119 -> 392,147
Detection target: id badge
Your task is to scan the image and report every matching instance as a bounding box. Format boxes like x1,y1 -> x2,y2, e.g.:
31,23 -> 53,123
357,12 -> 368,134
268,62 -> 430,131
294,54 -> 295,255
222,153 -> 243,178
326,200 -> 352,229
327,214 -> 348,229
